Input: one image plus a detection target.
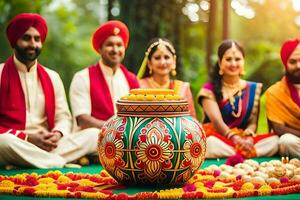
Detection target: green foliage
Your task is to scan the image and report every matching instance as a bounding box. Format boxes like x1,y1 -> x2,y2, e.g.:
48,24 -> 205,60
245,40 -> 282,91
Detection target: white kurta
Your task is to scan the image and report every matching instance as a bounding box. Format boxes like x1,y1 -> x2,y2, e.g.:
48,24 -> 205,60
69,60 -> 130,125
0,56 -> 98,168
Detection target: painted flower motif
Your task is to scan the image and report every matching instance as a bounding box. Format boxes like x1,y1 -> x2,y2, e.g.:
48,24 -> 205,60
99,129 -> 125,171
182,118 -> 206,171
135,118 -> 173,181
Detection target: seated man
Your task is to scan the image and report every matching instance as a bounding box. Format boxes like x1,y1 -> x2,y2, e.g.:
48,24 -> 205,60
0,13 -> 97,168
70,20 -> 139,130
266,39 -> 300,157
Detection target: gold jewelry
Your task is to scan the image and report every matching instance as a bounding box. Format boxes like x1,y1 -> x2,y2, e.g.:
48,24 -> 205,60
137,38 -> 176,79
171,69 -> 176,76
219,68 -> 224,75
222,80 -> 243,118
145,38 -> 176,56
149,68 -> 152,75
240,66 -> 246,76
148,77 -> 170,89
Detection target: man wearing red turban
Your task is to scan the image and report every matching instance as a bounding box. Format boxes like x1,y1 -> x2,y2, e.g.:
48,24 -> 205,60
265,39 -> 300,157
69,20 -> 139,133
0,13 -> 98,168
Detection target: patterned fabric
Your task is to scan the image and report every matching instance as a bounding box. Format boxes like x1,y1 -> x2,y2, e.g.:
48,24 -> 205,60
198,81 -> 277,158
200,81 -> 260,129
203,123 -> 275,158
266,77 -> 300,130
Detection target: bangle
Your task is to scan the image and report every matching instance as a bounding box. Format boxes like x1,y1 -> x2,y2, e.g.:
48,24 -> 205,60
244,128 -> 255,136
224,129 -> 237,139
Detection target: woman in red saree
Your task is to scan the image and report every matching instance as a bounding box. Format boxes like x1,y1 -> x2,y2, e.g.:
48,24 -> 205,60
198,40 -> 278,158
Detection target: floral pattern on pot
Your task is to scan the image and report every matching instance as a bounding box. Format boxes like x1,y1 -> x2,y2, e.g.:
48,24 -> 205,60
98,116 -> 206,186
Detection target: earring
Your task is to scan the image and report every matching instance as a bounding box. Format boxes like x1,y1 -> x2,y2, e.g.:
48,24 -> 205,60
171,65 -> 177,77
149,68 -> 152,75
240,67 -> 245,76
219,69 -> 224,75
171,69 -> 177,76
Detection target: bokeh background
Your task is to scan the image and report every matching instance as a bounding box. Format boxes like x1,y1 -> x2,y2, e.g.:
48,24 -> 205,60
1,0 -> 300,120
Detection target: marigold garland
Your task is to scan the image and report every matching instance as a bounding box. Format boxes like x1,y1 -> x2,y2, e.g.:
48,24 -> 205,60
1,159 -> 300,199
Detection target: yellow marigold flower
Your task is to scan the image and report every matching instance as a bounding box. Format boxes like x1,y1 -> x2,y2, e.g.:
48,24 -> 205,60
34,190 -> 49,197
35,183 -> 48,191
17,186 -> 26,193
77,179 -> 97,186
57,175 -> 71,183
46,170 -> 62,176
204,192 -> 230,199
0,187 -> 14,194
81,192 -> 108,199
30,173 -> 39,178
194,181 -> 204,188
213,181 -> 226,189
198,175 -> 215,181
0,180 -> 15,188
14,174 -> 27,182
241,182 -> 255,191
258,184 -> 272,196
227,175 -> 237,181
158,188 -> 183,199
38,177 -> 55,184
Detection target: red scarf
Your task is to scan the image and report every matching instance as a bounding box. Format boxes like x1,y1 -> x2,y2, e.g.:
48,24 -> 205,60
89,63 -> 139,121
0,56 -> 55,132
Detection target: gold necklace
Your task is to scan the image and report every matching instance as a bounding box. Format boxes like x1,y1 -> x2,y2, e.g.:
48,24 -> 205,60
148,77 -> 170,89
222,80 -> 243,118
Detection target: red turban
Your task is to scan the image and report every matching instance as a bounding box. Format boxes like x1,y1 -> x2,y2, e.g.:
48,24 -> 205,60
92,20 -> 129,53
6,13 -> 48,48
280,39 -> 300,68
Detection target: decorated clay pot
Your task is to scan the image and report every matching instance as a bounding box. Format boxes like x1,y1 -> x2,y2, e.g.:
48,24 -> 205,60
98,89 -> 206,186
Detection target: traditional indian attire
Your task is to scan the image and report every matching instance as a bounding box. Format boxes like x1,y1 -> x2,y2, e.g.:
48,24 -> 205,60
0,13 -> 98,168
198,81 -> 278,158
70,61 -> 139,124
266,77 -> 300,156
265,38 -> 300,157
139,77 -> 196,118
70,20 -> 139,126
0,57 -> 99,168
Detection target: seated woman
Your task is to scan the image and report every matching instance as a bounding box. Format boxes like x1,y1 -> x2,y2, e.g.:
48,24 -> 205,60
137,38 -> 196,118
198,39 -> 278,158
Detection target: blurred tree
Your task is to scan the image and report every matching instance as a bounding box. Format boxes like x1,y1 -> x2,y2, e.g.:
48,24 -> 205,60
206,0 -> 217,70
117,0 -> 185,79
222,0 -> 229,39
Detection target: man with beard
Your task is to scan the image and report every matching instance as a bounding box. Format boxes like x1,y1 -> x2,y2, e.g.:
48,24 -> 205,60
0,13 -> 98,168
69,20 -> 139,131
265,39 -> 300,157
